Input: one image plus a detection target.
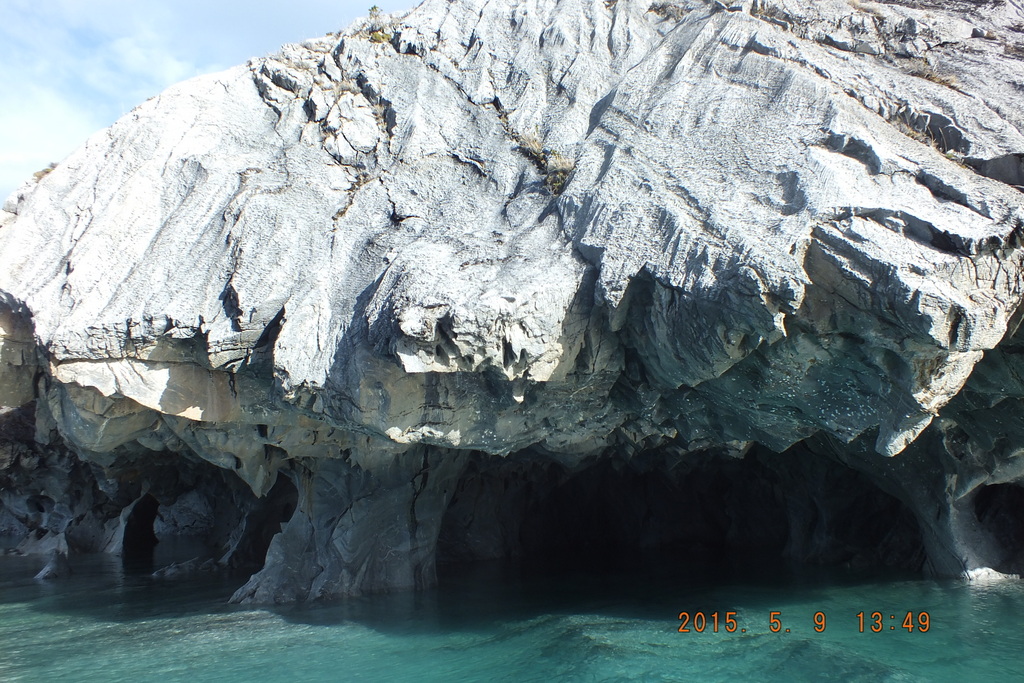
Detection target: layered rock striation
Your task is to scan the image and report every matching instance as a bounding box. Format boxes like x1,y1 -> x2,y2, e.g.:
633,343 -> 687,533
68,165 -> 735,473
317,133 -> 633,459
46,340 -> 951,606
2,0 -> 1024,601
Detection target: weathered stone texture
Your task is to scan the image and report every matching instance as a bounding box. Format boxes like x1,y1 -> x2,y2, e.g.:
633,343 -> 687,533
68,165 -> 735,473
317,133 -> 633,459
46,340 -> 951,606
2,0 -> 1024,600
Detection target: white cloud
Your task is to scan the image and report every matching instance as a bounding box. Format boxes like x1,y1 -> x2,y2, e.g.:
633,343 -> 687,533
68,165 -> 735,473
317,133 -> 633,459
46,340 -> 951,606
0,82 -> 106,196
0,0 -> 417,200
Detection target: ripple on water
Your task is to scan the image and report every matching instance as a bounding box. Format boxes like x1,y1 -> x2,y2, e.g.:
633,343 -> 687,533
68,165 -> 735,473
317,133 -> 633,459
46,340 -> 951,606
1,555 -> 1023,682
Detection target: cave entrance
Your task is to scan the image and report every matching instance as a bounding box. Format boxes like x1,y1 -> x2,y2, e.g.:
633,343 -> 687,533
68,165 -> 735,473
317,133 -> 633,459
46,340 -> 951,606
437,451 -> 790,576
974,483 -> 1024,574
122,493 -> 160,568
228,472 -> 299,573
436,444 -> 924,579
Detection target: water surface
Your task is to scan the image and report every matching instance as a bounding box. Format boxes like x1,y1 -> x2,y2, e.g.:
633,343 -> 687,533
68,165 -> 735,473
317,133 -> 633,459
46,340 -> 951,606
1,551 -> 1021,682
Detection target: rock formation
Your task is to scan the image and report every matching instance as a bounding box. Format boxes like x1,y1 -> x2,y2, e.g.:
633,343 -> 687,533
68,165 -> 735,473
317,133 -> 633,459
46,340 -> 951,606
2,0 -> 1024,602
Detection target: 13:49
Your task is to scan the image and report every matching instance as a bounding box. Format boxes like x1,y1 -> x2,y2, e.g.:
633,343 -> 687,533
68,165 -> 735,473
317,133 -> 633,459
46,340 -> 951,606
856,611 -> 930,632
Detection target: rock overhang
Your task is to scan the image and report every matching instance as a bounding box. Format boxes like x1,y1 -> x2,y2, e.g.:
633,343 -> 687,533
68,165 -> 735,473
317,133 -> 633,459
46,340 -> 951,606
1,0 -> 1024,600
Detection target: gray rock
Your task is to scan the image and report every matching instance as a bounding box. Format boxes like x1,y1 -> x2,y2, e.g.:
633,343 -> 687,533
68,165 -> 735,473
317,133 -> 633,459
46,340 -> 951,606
34,549 -> 71,580
152,489 -> 216,540
152,557 -> 218,580
963,566 -> 1019,583
1,0 -> 1024,601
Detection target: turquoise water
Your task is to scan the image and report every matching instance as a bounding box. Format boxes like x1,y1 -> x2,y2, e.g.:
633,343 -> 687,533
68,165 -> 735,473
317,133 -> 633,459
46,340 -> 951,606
1,552 -> 1022,682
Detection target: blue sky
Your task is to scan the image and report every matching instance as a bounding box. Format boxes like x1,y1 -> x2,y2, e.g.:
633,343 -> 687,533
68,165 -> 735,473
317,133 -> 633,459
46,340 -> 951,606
0,0 -> 416,201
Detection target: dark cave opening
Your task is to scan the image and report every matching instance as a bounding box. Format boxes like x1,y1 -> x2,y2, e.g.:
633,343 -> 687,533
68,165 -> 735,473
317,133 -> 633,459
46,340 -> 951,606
509,454 -> 792,566
229,472 -> 299,573
436,444 -> 925,578
122,493 -> 160,561
974,483 -> 1024,573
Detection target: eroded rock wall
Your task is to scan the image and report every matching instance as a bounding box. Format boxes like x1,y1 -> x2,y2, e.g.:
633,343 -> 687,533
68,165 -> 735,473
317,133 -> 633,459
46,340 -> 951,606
2,0 -> 1024,600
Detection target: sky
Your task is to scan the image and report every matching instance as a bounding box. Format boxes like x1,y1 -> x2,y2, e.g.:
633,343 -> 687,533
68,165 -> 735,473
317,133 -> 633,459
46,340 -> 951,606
0,0 -> 417,202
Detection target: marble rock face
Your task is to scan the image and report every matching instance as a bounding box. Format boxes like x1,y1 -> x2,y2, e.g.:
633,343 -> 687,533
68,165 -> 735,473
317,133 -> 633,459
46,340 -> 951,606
2,0 -> 1024,601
